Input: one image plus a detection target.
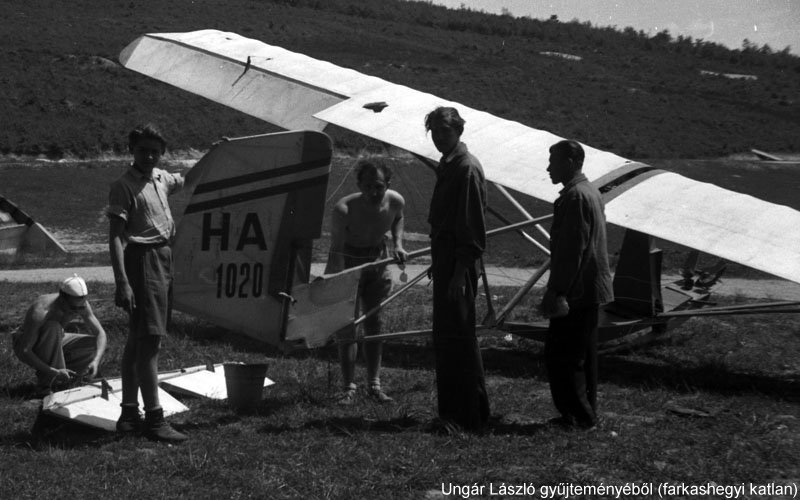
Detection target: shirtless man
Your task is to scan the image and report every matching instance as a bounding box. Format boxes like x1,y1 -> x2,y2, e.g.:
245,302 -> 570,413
12,274 -> 107,397
325,159 -> 407,404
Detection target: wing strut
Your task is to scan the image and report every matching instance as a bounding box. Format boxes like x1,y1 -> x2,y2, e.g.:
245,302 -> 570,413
493,259 -> 551,326
492,183 -> 551,243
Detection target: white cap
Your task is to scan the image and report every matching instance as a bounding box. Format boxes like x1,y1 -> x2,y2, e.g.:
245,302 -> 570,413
60,274 -> 88,297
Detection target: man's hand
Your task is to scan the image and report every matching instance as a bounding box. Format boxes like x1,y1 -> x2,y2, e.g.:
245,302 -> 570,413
84,360 -> 100,379
447,271 -> 467,302
115,282 -> 135,313
52,367 -> 75,382
393,245 -> 408,265
540,288 -> 569,318
394,245 -> 409,282
540,288 -> 556,316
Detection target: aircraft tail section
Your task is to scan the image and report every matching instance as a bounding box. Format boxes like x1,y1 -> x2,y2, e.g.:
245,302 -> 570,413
0,195 -> 67,260
283,268 -> 362,350
607,229 -> 663,317
172,131 -> 331,347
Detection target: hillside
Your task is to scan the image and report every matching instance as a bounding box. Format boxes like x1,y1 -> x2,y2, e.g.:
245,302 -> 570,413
1,0 -> 799,158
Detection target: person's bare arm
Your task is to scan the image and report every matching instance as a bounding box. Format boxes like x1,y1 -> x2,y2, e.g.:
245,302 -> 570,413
390,192 -> 408,264
109,217 -> 134,313
324,202 -> 348,274
79,302 -> 107,378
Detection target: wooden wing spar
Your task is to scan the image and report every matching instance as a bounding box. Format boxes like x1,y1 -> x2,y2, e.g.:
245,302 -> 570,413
120,29 -> 800,285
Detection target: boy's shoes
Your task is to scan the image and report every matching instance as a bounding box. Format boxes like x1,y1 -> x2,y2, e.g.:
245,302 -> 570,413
335,385 -> 394,405
116,404 -> 143,434
144,408 -> 188,443
337,388 -> 357,406
368,386 -> 393,403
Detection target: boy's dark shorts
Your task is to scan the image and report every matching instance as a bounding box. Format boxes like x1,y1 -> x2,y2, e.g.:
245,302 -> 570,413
124,243 -> 172,338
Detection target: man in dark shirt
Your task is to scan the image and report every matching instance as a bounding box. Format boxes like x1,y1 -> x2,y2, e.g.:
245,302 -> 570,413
425,106 -> 490,432
541,139 -> 614,429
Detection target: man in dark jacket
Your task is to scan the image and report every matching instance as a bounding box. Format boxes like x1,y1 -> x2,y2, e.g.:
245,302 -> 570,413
541,139 -> 614,429
425,106 -> 490,432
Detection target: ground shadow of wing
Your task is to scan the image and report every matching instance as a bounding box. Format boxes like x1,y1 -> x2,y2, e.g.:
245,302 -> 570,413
601,355 -> 800,402
11,411 -> 115,449
257,415 -> 424,436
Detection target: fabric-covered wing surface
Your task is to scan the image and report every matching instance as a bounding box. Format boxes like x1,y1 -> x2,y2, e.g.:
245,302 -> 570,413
120,30 -> 800,285
605,173 -> 800,284
119,30 -> 630,203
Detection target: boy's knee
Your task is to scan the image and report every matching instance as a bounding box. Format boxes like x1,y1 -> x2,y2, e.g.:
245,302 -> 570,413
139,334 -> 162,354
127,334 -> 161,361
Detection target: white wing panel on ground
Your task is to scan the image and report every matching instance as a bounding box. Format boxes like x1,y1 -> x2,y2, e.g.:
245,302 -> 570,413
43,379 -> 187,432
606,172 -> 800,284
159,364 -> 275,400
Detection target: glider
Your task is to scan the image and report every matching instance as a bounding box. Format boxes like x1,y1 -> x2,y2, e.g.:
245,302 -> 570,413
0,195 -> 66,261
118,30 -> 800,349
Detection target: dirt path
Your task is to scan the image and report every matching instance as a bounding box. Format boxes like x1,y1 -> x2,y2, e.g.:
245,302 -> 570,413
2,265 -> 800,301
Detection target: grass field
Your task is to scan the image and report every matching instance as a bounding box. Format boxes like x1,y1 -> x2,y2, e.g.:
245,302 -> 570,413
0,281 -> 798,499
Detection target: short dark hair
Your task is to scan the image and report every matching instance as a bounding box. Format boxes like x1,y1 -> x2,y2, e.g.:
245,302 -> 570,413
549,139 -> 584,168
128,123 -> 167,153
355,158 -> 392,183
424,106 -> 465,136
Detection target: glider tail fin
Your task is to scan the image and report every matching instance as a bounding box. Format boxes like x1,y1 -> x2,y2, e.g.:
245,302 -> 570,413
172,131 -> 332,348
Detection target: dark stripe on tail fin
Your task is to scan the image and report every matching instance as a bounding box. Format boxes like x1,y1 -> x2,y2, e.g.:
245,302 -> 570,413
193,158 -> 330,195
185,175 -> 328,214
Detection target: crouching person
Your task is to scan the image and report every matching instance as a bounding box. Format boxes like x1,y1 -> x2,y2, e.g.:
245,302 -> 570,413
13,274 -> 107,398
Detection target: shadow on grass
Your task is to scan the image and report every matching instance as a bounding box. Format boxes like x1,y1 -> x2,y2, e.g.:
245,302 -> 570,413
255,414 -> 549,436
3,382 -> 43,400
0,411 -> 115,450
368,340 -> 800,401
172,318 -> 800,402
600,355 -> 800,402
175,395 -> 328,432
303,340 -> 546,378
284,415 -> 422,434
